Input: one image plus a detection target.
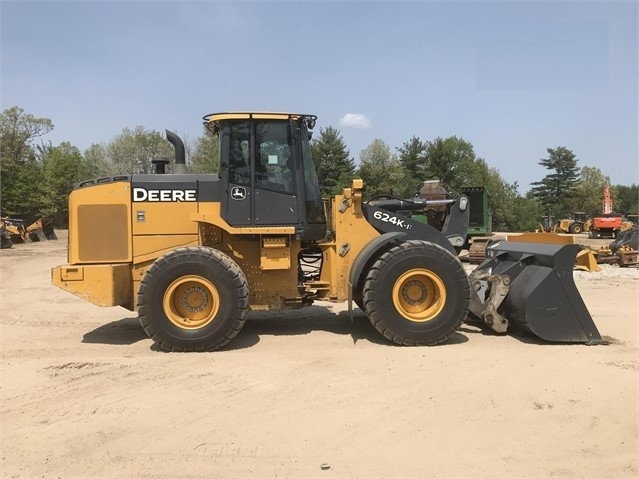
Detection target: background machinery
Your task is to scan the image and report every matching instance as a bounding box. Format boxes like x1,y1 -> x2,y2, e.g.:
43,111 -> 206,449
369,182 -> 495,263
51,112 -> 603,351
539,212 -> 589,235
590,185 -> 623,238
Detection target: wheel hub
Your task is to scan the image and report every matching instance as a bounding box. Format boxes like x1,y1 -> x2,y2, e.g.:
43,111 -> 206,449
402,280 -> 428,306
392,268 -> 447,322
163,275 -> 220,329
181,286 -> 209,313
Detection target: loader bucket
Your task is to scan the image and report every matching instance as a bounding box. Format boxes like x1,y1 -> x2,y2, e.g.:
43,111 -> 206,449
574,248 -> 600,272
468,241 -> 604,344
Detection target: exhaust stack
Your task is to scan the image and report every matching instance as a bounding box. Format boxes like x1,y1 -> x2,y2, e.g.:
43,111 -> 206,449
166,130 -> 187,174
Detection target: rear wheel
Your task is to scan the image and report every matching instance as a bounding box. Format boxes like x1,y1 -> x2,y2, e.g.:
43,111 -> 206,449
569,223 -> 583,234
0,236 -> 12,249
138,247 -> 249,352
362,240 -> 470,346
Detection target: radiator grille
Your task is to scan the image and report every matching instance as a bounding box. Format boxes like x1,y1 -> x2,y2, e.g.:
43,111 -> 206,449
77,204 -> 129,261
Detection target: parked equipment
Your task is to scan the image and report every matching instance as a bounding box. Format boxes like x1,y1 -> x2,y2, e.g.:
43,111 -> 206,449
3,218 -> 28,243
555,212 -> 589,234
0,219 -> 13,249
459,186 -> 496,263
539,212 -> 590,235
590,185 -> 623,238
0,217 -> 56,244
411,182 -> 494,263
608,227 -> 638,267
51,112 -> 602,351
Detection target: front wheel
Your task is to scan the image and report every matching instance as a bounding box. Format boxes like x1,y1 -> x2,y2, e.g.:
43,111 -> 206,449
362,240 -> 470,346
138,247 -> 249,352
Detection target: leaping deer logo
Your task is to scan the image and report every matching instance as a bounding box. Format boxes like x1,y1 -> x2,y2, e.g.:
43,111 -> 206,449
231,187 -> 247,200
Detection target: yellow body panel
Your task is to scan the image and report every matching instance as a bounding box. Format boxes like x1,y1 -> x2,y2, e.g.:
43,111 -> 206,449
260,237 -> 291,270
52,264 -> 133,309
68,182 -> 132,264
132,234 -> 199,264
55,175 -> 384,312
317,182 -> 381,301
133,202 -> 198,235
193,202 -> 295,235
219,236 -> 300,308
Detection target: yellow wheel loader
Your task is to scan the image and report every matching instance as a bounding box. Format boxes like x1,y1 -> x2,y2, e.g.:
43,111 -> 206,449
52,112 -> 603,351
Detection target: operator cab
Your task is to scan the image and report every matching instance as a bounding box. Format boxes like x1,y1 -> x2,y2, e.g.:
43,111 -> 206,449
204,112 -> 326,241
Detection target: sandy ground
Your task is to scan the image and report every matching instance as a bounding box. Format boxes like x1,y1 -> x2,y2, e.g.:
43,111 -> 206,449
1,231 -> 637,479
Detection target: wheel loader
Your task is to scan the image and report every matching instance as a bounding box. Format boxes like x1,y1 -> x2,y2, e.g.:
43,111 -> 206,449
51,112 -> 603,351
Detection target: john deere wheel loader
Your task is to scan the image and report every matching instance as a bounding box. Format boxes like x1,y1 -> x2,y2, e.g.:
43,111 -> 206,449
52,112 -> 603,351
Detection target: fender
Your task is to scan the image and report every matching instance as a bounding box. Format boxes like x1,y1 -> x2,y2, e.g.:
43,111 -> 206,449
362,204 -> 458,255
363,195 -> 470,253
348,198 -> 469,318
347,231 -> 406,318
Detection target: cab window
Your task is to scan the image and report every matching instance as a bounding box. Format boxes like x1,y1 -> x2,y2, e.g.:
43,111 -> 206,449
228,121 -> 250,185
254,122 -> 295,194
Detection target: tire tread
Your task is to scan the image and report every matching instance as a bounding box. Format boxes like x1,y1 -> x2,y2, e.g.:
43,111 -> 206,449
362,240 -> 470,346
138,246 -> 249,352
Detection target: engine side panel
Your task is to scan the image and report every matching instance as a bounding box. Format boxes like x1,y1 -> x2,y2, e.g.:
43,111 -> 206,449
68,181 -> 133,264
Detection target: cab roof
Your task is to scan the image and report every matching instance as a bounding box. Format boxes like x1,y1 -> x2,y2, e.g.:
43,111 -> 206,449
203,112 -> 317,133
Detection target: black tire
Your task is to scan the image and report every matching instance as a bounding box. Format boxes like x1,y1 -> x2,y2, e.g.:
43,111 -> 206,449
138,247 -> 249,352
569,223 -> 583,234
353,288 -> 364,311
362,240 -> 470,346
1,236 -> 12,249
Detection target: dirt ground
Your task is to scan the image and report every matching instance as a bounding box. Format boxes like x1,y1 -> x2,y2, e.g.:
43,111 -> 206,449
1,231 -> 637,479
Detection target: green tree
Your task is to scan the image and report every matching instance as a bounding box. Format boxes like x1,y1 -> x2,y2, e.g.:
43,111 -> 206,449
0,106 -> 53,217
311,126 -> 355,196
530,146 -> 580,218
414,136 -> 520,231
569,166 -> 610,216
397,136 -> 428,194
41,142 -> 87,224
0,106 -> 53,168
511,193 -> 545,232
83,143 -> 112,177
1,157 -> 46,219
612,184 -> 639,215
357,139 -> 411,199
106,126 -> 173,174
422,136 -> 477,190
189,128 -> 219,174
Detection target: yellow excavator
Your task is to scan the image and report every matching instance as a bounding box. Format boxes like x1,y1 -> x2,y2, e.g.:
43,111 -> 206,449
51,112 -> 603,351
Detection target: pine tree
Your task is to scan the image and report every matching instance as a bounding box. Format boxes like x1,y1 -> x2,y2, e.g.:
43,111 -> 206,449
397,136 -> 427,194
530,146 -> 580,218
310,126 -> 354,196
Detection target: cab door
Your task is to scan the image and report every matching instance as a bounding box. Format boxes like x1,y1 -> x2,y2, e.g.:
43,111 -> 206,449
223,121 -> 252,226
252,121 -> 298,225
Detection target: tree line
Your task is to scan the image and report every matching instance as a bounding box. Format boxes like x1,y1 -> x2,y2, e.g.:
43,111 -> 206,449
1,106 -> 637,230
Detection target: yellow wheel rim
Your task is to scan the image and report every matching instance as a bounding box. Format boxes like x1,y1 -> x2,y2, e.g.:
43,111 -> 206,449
163,275 -> 220,329
392,268 -> 447,322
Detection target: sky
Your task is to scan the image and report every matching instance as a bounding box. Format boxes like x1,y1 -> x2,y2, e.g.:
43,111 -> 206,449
1,1 -> 637,194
